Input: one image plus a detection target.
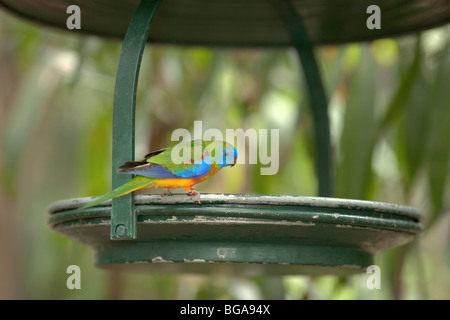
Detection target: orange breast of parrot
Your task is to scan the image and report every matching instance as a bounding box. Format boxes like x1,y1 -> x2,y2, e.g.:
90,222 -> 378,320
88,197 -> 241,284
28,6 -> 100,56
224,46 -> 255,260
152,165 -> 222,191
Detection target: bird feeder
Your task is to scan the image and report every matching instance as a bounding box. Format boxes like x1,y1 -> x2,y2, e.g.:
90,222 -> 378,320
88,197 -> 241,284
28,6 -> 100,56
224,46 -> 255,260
2,0 -> 445,275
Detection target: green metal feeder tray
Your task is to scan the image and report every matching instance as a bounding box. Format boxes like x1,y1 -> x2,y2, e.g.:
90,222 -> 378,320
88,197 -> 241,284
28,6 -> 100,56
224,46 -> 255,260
48,194 -> 422,275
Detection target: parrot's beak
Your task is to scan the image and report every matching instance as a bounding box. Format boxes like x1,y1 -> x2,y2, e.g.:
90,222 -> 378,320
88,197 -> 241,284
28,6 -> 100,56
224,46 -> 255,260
230,159 -> 236,167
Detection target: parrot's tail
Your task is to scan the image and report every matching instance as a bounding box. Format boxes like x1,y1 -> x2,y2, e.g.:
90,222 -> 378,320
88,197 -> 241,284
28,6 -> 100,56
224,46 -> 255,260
79,176 -> 155,210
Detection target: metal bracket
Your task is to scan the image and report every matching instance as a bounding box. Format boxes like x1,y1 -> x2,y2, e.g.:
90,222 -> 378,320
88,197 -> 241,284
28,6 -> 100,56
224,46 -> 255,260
270,0 -> 334,197
111,0 -> 163,240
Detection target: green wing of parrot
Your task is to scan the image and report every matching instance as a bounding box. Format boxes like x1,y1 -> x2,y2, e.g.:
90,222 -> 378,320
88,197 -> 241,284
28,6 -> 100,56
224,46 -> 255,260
118,140 -> 213,178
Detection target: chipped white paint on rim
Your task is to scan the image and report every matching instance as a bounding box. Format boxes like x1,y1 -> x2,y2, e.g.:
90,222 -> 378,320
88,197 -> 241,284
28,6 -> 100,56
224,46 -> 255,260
183,258 -> 207,263
151,256 -> 173,263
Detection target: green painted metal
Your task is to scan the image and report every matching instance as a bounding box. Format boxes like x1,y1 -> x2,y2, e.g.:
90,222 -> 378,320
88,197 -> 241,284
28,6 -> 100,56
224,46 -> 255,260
111,0 -> 162,240
271,0 -> 333,197
1,0 -> 450,47
47,194 -> 422,275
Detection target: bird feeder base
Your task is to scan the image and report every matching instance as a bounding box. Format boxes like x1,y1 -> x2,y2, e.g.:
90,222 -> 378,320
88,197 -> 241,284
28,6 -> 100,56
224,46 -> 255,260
47,194 -> 422,276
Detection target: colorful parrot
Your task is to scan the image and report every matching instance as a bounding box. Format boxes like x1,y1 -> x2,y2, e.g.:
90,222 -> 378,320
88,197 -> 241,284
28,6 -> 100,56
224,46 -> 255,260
80,140 -> 237,209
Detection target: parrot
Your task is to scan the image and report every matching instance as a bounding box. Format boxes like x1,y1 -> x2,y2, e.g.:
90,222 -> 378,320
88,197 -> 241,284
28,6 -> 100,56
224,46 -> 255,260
80,140 -> 237,209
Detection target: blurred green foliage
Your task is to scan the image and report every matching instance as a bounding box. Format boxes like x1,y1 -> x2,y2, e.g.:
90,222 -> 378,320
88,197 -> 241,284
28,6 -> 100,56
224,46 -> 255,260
0,10 -> 449,300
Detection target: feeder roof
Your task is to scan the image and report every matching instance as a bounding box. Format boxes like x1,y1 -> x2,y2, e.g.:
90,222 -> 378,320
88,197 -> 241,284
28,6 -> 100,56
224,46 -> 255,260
1,0 -> 449,47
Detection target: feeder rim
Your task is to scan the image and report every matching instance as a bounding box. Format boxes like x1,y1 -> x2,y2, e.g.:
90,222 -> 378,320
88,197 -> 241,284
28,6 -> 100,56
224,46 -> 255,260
47,193 -> 422,221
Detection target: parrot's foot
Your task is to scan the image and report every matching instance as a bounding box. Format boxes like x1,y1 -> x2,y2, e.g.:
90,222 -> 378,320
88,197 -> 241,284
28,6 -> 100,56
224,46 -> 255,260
161,188 -> 172,196
188,189 -> 201,205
